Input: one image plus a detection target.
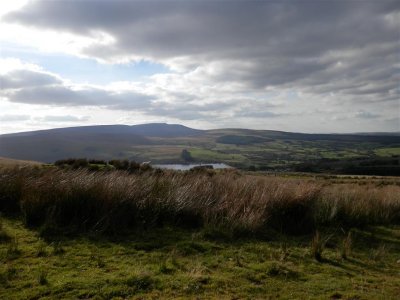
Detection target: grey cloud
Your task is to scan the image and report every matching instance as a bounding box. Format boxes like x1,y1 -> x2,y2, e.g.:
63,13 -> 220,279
4,83 -> 154,110
0,68 -> 229,120
4,0 -> 398,103
5,1 -> 398,58
146,100 -> 235,121
2,0 -> 399,132
354,111 -> 380,119
0,70 -> 61,89
234,111 -> 284,119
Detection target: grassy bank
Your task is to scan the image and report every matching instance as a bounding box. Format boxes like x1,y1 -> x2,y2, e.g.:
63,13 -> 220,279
1,219 -> 400,299
1,167 -> 399,298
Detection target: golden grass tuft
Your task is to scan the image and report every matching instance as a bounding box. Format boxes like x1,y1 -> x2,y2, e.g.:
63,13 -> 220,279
0,167 -> 399,236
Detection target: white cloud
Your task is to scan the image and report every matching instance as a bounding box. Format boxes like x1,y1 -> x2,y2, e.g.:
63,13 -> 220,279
0,114 -> 30,122
0,58 -> 42,74
37,115 -> 90,122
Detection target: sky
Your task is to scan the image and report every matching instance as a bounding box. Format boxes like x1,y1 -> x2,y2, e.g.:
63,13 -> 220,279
0,0 -> 399,134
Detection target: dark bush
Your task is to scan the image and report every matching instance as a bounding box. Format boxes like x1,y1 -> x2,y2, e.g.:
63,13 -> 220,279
109,159 -> 129,170
88,159 -> 107,164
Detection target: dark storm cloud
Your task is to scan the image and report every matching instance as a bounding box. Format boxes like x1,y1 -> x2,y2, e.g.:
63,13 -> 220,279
4,0 -> 399,102
5,1 -> 398,58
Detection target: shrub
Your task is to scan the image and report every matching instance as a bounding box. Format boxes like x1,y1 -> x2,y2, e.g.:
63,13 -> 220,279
88,159 -> 107,165
128,161 -> 140,173
0,170 -> 26,213
109,159 -> 129,170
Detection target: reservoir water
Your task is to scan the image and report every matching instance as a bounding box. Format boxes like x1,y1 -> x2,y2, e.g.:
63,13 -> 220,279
153,163 -> 232,171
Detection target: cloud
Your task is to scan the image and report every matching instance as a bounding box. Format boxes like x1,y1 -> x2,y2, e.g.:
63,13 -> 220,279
3,0 -> 398,108
234,111 -> 284,119
37,115 -> 90,122
0,114 -> 30,122
5,85 -> 153,109
1,1 -> 399,132
0,61 -> 244,122
0,65 -> 155,110
0,69 -> 61,89
354,111 -> 380,119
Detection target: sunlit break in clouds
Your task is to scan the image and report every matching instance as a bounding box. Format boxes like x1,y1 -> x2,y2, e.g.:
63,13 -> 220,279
1,0 -> 399,133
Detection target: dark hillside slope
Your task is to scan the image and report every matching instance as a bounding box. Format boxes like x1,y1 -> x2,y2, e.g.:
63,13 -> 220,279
0,123 -> 202,162
125,123 -> 203,137
208,129 -> 400,144
6,123 -> 201,138
0,131 -> 150,163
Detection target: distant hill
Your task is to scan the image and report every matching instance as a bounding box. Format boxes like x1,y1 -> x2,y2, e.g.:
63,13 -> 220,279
0,123 -> 202,163
5,123 -> 202,138
119,123 -> 203,137
0,123 -> 399,174
354,132 -> 400,136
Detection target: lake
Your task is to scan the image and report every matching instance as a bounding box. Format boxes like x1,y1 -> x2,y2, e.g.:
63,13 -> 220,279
153,163 -> 232,171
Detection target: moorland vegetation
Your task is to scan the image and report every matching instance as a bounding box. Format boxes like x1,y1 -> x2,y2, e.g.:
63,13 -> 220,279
1,162 -> 399,298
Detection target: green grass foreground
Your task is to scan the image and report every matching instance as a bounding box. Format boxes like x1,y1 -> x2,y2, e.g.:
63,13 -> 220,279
0,167 -> 400,298
1,219 -> 400,299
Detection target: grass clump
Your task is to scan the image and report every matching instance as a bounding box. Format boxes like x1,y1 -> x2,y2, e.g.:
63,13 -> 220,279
37,268 -> 48,285
340,231 -> 352,259
0,167 -> 399,238
159,259 -> 175,274
6,236 -> 21,259
0,266 -> 17,286
51,241 -> 65,255
0,217 -> 11,243
310,231 -> 325,262
125,273 -> 156,292
36,240 -> 47,257
266,263 -> 299,280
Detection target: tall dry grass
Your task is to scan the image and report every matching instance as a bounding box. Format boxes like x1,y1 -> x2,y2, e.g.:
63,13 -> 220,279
0,167 -> 399,235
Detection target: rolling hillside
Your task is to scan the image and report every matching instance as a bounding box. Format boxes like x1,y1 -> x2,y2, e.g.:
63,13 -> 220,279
0,123 -> 399,174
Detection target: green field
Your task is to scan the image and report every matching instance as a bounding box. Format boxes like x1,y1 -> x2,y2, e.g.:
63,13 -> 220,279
1,125 -> 399,174
375,147 -> 400,157
1,219 -> 400,299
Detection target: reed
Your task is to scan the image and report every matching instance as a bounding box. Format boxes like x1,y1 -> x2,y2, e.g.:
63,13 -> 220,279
0,167 -> 399,236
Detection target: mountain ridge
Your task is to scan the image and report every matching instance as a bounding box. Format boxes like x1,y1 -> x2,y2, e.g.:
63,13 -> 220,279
1,123 -> 399,167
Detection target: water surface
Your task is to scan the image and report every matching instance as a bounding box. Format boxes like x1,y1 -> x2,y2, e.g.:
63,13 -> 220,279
153,163 -> 232,171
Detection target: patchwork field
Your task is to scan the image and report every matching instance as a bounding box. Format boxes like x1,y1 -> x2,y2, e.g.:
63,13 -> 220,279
1,124 -> 399,175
